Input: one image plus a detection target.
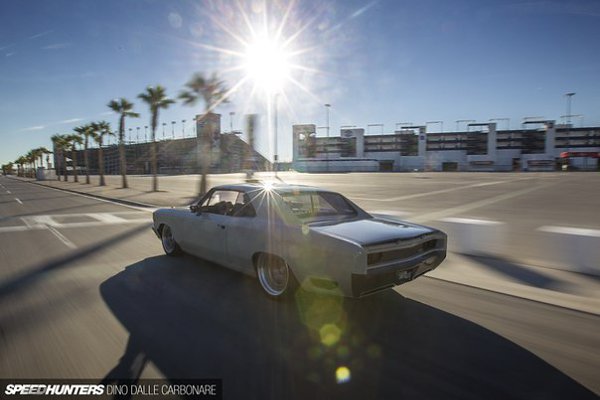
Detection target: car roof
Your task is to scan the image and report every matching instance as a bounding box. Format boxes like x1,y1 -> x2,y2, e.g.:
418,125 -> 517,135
211,182 -> 336,194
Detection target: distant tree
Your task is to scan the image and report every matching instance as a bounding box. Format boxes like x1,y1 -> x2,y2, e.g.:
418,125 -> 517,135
108,98 -> 139,189
51,134 -> 69,181
90,121 -> 114,186
66,134 -> 83,183
138,85 -> 175,192
74,124 -> 94,184
15,156 -> 27,177
179,72 -> 230,196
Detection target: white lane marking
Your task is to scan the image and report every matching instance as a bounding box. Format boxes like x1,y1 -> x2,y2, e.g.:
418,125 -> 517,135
15,198 -> 23,204
46,225 -> 77,249
0,225 -> 45,233
409,183 -> 551,223
538,226 -> 600,237
351,180 -> 511,202
6,190 -> 11,194
440,217 -> 503,226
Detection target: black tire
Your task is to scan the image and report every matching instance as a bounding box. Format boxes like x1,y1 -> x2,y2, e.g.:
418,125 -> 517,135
161,224 -> 182,256
255,253 -> 297,299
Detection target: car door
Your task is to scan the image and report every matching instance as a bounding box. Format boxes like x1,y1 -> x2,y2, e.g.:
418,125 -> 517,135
182,190 -> 237,264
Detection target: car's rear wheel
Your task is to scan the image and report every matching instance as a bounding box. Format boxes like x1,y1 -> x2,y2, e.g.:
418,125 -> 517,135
256,253 -> 295,298
161,224 -> 181,256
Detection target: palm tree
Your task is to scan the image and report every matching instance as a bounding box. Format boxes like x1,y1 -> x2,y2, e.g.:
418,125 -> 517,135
108,98 -> 139,189
51,134 -> 68,181
15,156 -> 27,177
66,134 -> 83,183
179,72 -> 230,196
74,124 -> 94,184
138,85 -> 175,192
90,121 -> 114,186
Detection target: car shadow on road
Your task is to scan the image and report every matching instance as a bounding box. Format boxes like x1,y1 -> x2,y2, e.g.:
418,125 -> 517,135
100,255 -> 597,400
460,254 -> 575,292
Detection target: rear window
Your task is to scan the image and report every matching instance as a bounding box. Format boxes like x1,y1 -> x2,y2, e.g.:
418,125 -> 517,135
279,191 -> 357,221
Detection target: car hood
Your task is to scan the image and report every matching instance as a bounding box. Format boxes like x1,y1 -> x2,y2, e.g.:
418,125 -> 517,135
310,217 -> 434,246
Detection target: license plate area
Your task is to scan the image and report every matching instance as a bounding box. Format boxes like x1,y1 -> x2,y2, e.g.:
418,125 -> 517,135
396,269 -> 415,281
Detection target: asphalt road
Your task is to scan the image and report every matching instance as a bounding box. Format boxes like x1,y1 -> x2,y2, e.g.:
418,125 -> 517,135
0,176 -> 598,399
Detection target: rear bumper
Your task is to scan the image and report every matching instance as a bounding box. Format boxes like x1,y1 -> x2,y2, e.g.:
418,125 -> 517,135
351,249 -> 446,297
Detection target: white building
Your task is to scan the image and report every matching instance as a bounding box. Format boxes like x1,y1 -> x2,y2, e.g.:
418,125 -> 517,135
292,121 -> 600,172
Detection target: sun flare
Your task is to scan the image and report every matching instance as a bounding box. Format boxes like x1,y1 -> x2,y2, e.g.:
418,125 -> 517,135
243,34 -> 292,94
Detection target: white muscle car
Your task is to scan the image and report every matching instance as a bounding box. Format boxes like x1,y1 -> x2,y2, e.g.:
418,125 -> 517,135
152,183 -> 447,298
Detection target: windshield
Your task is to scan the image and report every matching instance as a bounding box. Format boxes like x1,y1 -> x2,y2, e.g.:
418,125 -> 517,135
279,191 -> 357,222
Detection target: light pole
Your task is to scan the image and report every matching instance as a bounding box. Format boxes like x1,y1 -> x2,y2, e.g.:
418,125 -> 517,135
136,127 -> 140,143
128,128 -> 132,143
182,119 -> 186,138
229,111 -> 235,133
162,123 -> 166,140
273,97 -> 279,176
325,103 -> 331,172
144,126 -> 148,142
565,92 -> 576,126
171,121 -> 176,139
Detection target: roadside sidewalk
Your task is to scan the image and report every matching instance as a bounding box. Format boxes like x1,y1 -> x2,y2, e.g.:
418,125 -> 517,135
8,174 -> 600,316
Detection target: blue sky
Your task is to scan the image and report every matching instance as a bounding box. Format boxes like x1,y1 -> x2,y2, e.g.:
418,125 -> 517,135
1,0 -> 600,164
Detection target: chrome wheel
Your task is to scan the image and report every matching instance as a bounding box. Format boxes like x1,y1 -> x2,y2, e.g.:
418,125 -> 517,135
161,225 -> 178,255
257,254 -> 290,297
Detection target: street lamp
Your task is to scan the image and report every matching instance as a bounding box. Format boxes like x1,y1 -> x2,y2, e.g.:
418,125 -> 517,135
171,121 -> 176,139
182,119 -> 186,138
229,111 -> 235,133
128,128 -> 132,143
565,92 -> 576,126
144,126 -> 148,142
136,127 -> 140,143
162,122 -> 166,140
274,97 -> 279,176
325,103 -> 331,172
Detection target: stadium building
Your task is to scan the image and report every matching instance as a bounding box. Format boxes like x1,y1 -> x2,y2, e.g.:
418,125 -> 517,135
292,121 -> 600,172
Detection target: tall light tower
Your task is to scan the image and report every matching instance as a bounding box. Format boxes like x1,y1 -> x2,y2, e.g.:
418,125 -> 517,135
128,128 -> 132,143
229,111 -> 235,133
273,97 -> 279,176
325,103 -> 331,172
162,122 -> 166,140
182,119 -> 186,138
565,92 -> 576,126
171,121 -> 176,139
144,126 -> 148,142
136,127 -> 140,143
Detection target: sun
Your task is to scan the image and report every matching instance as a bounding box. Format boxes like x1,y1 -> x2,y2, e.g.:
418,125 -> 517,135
243,33 -> 292,95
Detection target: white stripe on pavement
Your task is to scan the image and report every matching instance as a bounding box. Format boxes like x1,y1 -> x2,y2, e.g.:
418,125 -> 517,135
537,226 -> 600,237
15,198 -> 22,204
47,225 -> 77,249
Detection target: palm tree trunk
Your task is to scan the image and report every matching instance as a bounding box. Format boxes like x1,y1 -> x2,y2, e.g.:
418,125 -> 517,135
72,149 -> 78,183
119,141 -> 128,189
84,138 -> 90,184
151,140 -> 158,191
119,116 -> 128,189
62,153 -> 68,181
99,146 -> 105,186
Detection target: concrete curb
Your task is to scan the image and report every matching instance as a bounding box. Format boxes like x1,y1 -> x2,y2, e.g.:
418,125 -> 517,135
12,177 -> 158,209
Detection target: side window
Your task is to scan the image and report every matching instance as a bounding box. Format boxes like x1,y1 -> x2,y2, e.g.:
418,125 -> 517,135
200,190 -> 238,215
229,192 -> 256,218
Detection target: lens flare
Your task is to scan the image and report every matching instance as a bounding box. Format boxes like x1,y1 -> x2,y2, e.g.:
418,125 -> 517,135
335,366 -> 351,384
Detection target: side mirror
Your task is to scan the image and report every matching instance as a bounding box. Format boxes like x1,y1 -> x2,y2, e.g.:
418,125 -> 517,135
190,204 -> 199,213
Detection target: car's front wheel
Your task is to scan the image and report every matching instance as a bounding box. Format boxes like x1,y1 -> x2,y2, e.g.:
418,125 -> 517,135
256,253 -> 295,298
161,224 -> 181,256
